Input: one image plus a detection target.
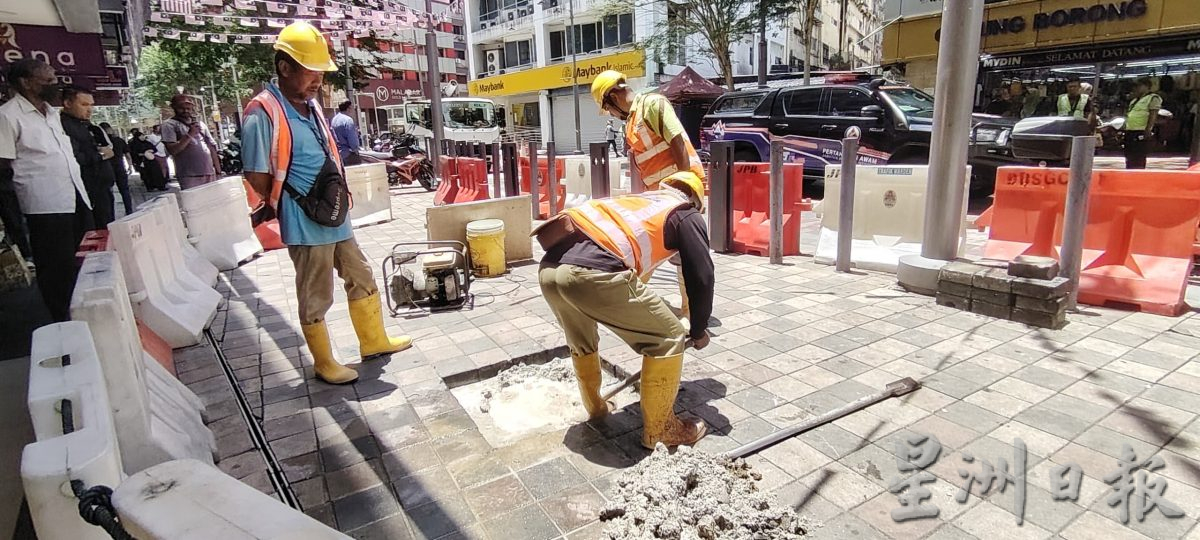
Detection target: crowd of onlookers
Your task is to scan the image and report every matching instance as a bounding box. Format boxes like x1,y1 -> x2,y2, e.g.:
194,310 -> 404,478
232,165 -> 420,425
0,58 -> 223,322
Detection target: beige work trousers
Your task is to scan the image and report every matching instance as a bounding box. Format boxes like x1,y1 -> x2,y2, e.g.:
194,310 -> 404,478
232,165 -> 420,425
539,263 -> 686,358
288,238 -> 379,324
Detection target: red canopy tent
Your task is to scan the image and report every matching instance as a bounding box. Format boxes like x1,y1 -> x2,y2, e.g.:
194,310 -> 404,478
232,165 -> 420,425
656,67 -> 727,148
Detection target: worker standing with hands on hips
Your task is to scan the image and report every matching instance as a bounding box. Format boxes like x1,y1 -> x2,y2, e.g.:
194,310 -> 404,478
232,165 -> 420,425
1124,77 -> 1161,170
241,21 -> 411,385
535,171 -> 713,449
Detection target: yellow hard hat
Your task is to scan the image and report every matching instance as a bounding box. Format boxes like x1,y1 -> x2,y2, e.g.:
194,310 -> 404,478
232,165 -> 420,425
274,21 -> 338,72
590,70 -> 626,107
662,171 -> 705,211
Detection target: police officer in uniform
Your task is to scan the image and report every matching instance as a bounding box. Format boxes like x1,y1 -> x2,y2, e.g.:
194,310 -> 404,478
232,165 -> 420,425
1124,77 -> 1161,170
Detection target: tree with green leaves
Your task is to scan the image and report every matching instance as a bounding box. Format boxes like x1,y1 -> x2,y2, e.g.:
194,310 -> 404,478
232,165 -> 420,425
135,40 -> 273,111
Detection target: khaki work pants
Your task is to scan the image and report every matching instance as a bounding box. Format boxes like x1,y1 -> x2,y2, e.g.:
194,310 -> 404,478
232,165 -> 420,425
539,263 -> 686,358
288,238 -> 379,324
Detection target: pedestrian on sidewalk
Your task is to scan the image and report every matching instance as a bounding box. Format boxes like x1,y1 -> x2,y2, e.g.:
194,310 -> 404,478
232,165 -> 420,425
242,21 -> 412,385
147,125 -> 169,183
100,122 -> 134,215
162,94 -> 222,189
0,59 -> 94,321
535,171 -> 713,449
331,100 -> 362,166
60,86 -> 115,228
1124,77 -> 1161,170
604,119 -> 621,156
129,128 -> 167,191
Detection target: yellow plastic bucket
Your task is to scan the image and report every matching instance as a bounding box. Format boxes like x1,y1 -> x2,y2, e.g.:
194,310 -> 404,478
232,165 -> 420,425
466,219 -> 506,277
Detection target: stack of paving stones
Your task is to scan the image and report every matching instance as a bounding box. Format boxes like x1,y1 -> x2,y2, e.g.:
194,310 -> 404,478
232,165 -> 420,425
935,255 -> 1071,328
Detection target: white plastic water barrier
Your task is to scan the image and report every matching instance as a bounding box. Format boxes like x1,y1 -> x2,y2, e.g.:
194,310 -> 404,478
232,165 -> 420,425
23,322 -> 125,540
178,177 -> 264,271
345,163 -> 394,228
108,207 -> 221,348
114,459 -> 353,539
815,165 -> 969,273
145,194 -> 220,286
561,155 -> 632,207
72,252 -> 216,473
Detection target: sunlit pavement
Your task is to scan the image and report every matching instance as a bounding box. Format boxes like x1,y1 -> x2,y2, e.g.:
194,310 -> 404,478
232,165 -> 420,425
158,177 -> 1200,540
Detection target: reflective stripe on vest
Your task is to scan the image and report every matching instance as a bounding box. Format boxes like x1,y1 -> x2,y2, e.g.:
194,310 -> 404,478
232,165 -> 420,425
564,190 -> 690,277
1127,94 -> 1154,131
1057,94 -> 1087,119
244,90 -> 344,209
624,93 -> 706,187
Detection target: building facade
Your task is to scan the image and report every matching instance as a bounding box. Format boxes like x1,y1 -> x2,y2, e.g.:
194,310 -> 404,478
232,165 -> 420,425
883,0 -> 1200,156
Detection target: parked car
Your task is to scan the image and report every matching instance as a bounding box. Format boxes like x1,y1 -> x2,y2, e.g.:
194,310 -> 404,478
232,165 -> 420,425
699,73 -> 1022,195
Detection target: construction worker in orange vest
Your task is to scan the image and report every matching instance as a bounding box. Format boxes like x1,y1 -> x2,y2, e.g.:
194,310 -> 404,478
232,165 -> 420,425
535,171 -> 713,449
241,22 -> 411,385
591,70 -> 705,322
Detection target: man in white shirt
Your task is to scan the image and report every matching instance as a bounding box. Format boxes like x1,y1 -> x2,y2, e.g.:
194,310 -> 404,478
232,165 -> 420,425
0,59 -> 93,321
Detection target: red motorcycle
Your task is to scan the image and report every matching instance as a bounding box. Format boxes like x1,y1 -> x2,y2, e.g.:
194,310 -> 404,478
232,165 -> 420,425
360,139 -> 436,192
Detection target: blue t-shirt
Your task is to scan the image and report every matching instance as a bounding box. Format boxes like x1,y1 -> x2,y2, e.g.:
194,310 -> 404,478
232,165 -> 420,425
330,112 -> 359,161
242,84 -> 353,246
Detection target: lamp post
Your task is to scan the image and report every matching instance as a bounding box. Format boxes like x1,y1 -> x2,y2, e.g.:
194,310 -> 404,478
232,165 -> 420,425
568,0 -> 581,152
356,91 -> 379,144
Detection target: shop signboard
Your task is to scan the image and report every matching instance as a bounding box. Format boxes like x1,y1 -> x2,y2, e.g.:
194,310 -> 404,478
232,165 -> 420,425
357,78 -> 422,108
468,49 -> 646,98
0,23 -> 106,80
980,34 -> 1200,70
92,65 -> 130,90
884,0 -> 943,20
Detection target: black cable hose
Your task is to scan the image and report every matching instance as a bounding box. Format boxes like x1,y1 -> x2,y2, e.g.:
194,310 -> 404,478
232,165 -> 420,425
70,481 -> 136,540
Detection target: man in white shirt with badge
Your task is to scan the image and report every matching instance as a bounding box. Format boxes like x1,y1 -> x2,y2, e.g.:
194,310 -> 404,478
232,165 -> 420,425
0,59 -> 94,321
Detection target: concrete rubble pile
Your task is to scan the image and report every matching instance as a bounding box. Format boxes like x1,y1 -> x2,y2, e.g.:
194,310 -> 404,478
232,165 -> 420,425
478,357 -> 579,414
600,444 -> 809,539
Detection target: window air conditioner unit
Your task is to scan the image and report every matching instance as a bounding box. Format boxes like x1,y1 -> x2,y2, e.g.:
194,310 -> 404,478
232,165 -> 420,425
518,7 -> 528,16
485,50 -> 501,72
507,10 -> 514,20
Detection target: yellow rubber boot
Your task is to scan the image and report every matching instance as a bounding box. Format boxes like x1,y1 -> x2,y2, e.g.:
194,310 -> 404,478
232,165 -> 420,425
302,322 -> 358,385
572,353 -> 613,420
349,292 -> 412,358
640,354 -> 707,449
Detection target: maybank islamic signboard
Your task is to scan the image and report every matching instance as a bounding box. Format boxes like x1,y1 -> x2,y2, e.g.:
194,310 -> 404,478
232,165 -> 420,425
468,50 -> 646,98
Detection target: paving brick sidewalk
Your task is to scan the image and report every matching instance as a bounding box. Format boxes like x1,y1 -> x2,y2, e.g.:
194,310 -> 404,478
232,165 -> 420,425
172,184 -> 1200,540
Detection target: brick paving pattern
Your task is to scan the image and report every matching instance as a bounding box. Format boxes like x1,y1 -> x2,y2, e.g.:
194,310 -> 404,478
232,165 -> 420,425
159,179 -> 1200,540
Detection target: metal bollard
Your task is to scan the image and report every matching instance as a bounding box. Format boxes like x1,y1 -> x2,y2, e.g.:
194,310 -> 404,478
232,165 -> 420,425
589,142 -> 610,199
503,143 -> 519,197
708,141 -> 735,253
528,141 -> 540,220
426,137 -> 439,178
768,140 -> 784,264
490,142 -> 502,198
546,141 -> 558,216
630,162 -> 644,194
1060,135 -> 1096,310
836,136 -> 859,272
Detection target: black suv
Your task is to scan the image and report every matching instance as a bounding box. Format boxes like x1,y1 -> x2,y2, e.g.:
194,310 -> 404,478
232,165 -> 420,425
699,76 -> 1020,195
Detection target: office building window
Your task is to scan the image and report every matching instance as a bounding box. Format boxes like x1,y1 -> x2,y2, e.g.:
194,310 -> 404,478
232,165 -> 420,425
504,39 -> 533,68
547,13 -> 634,61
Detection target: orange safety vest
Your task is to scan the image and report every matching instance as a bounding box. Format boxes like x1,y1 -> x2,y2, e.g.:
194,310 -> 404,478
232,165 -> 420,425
243,90 -> 344,209
564,189 -> 690,278
625,93 -> 705,187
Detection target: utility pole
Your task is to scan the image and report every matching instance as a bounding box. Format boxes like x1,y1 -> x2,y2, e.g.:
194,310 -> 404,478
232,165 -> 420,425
757,0 -> 767,88
569,0 -> 581,152
342,39 -> 358,122
838,0 -> 848,61
425,14 -> 446,170
208,78 -> 220,139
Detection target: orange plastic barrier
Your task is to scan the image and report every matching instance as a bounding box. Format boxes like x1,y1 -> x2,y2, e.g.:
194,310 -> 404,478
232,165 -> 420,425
519,156 -> 567,219
985,167 -> 1200,315
243,179 -> 285,251
452,157 -> 490,204
137,320 -> 175,376
75,230 -> 110,265
730,162 -> 804,257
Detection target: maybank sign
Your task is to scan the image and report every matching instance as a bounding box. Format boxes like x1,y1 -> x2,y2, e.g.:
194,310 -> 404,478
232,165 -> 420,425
468,50 -> 646,98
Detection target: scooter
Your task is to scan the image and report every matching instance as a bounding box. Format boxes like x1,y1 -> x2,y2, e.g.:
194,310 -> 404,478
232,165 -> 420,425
360,137 -> 436,192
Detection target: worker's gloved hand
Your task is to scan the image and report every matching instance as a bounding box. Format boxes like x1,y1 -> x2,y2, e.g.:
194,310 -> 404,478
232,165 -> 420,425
688,332 -> 710,351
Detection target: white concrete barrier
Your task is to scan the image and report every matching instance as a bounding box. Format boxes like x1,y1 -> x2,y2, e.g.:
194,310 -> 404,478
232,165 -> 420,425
815,165 -> 969,273
560,156 -> 631,206
178,178 -> 264,271
345,163 -> 394,228
114,459 -> 353,539
72,252 -> 217,473
146,194 -> 220,286
108,207 -> 220,348
23,322 -> 125,540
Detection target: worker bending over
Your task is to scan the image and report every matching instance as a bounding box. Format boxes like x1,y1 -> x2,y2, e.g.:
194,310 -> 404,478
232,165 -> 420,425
536,171 -> 713,449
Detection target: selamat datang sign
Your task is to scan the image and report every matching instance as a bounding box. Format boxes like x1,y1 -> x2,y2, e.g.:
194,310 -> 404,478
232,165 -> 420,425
468,50 -> 645,98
